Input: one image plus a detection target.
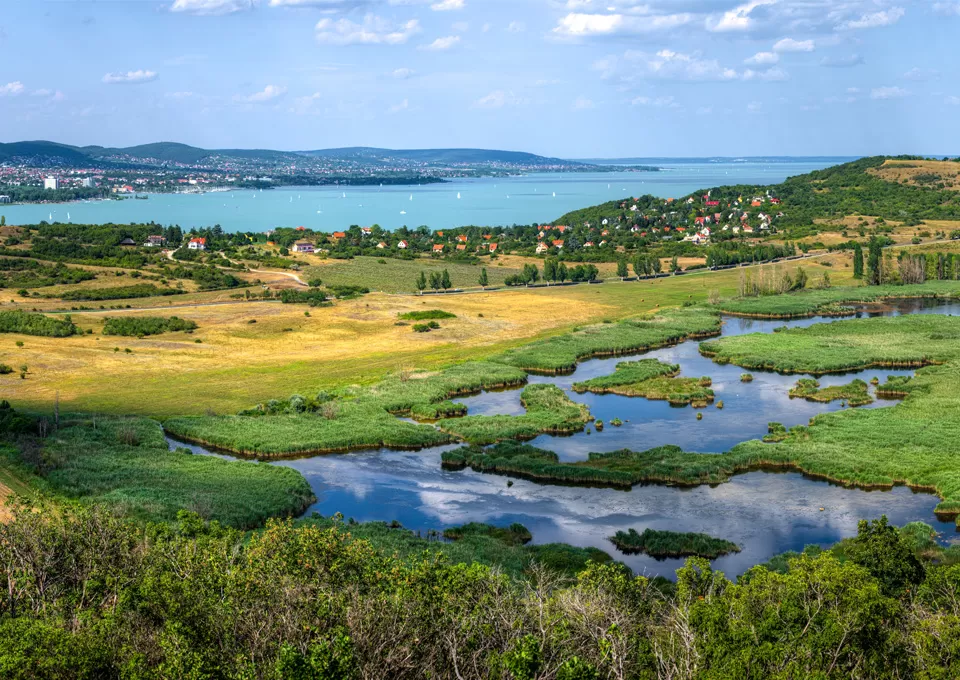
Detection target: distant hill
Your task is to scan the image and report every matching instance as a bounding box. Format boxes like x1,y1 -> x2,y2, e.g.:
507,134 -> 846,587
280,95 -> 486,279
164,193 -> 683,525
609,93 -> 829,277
0,140 -> 93,165
299,146 -> 595,167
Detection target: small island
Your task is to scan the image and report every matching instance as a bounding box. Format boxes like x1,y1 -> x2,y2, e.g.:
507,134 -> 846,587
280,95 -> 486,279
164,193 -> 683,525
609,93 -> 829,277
609,528 -> 741,559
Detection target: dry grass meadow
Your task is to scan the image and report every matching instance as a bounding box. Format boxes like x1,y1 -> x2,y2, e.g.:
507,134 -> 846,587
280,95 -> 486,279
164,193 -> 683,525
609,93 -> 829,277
0,256 -> 845,417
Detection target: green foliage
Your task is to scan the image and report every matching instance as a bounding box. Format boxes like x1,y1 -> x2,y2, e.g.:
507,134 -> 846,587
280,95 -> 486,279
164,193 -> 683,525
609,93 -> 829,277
279,288 -> 329,306
102,315 -> 198,337
493,307 -> 721,373
7,417 -> 313,527
438,384 -> 592,445
789,378 -> 873,406
398,309 -> 457,321
573,359 -> 714,405
57,283 -> 181,301
609,528 -> 740,558
0,310 -> 79,337
443,522 -> 533,546
0,258 -> 96,289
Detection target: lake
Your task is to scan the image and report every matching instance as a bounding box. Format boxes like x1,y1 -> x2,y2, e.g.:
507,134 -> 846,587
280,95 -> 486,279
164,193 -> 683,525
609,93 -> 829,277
1,158 -> 851,233
168,299 -> 960,578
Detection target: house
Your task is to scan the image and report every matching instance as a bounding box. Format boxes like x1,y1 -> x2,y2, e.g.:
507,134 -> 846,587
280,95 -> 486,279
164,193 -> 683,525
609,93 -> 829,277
292,241 -> 315,253
743,226 -> 755,234
376,241 -> 387,249
456,244 -> 466,251
119,237 -> 137,247
332,231 -> 346,240
360,227 -> 372,236
188,237 -> 207,250
488,243 -> 498,253
556,225 -> 568,233
695,217 -> 706,226
751,200 -> 762,207
397,240 -> 408,249
536,242 -> 549,254
456,234 -> 468,243
296,226 -> 306,232
482,234 -> 492,240
144,235 -> 165,247
436,231 -> 444,238
584,241 -> 594,248
432,244 -> 445,253
705,200 -> 720,207
770,197 -> 782,205
552,239 -> 564,249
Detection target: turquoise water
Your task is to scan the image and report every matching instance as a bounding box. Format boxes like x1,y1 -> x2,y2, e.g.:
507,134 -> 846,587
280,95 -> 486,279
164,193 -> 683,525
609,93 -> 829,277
0,158 -> 849,233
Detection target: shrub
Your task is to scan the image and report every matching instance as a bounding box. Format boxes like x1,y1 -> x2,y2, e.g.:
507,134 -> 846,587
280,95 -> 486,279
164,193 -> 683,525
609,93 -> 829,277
0,310 -> 79,337
102,316 -> 198,337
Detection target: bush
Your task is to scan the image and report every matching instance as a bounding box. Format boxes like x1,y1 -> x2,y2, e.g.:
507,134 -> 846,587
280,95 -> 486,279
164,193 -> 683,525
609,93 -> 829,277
398,310 -> 457,321
0,310 -> 79,337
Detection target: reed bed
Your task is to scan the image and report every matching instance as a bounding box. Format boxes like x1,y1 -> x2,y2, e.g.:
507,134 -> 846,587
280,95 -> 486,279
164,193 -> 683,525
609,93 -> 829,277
716,281 -> 960,318
438,384 -> 591,445
492,307 -> 721,373
442,522 -> 533,546
609,528 -> 740,558
700,314 -> 960,374
24,416 -> 314,528
574,361 -> 714,406
789,378 -> 873,406
165,401 -> 455,457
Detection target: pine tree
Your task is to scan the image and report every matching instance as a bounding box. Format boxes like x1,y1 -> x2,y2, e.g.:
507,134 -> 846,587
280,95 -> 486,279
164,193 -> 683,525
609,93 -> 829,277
478,268 -> 488,289
852,242 -> 864,279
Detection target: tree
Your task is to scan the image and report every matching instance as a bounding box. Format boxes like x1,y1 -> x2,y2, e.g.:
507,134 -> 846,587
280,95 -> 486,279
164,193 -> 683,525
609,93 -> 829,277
557,262 -> 568,283
670,256 -> 680,273
440,269 -> 452,290
632,255 -> 645,279
429,271 -> 442,291
543,258 -> 557,283
652,257 -> 663,274
616,258 -> 628,280
845,516 -> 925,598
852,242 -> 864,279
478,268 -> 488,289
0,216 -> 5,226
416,271 -> 427,294
866,237 -> 883,286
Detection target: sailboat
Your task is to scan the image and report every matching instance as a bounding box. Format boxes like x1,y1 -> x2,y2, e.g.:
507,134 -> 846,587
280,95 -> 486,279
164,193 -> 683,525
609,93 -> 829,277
552,192 -> 556,198
409,194 -> 413,201
48,212 -> 53,221
400,210 -> 407,215
289,196 -> 293,203
342,192 -> 346,198
457,192 -> 461,199
67,212 -> 71,222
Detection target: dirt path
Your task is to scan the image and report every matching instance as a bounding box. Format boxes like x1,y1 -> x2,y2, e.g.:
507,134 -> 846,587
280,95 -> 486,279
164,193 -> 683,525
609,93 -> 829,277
0,482 -> 12,523
247,268 -> 308,287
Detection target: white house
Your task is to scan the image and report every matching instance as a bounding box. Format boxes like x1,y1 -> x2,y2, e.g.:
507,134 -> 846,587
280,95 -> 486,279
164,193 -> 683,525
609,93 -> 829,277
292,242 -> 315,253
188,237 -> 207,250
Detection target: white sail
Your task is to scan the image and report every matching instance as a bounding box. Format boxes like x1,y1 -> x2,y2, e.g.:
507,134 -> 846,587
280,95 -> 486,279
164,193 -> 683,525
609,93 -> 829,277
457,192 -> 461,199
400,210 -> 406,215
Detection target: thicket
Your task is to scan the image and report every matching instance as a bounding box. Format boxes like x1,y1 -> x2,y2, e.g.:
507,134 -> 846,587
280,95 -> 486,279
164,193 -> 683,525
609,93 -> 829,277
56,283 -> 181,301
609,528 -> 741,558
0,309 -> 79,337
102,316 -> 198,337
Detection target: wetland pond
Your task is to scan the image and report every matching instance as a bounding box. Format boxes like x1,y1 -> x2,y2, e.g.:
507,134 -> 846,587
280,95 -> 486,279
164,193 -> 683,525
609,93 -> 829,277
169,299 -> 960,578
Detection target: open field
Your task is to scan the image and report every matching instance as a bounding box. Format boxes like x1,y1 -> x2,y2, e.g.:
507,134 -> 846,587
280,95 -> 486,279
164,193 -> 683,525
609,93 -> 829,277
0,258 -> 844,416
868,159 -> 960,191
304,254 -> 518,293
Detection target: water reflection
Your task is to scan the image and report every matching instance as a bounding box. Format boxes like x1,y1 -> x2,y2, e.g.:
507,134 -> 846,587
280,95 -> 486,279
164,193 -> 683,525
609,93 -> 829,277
169,298 -> 960,578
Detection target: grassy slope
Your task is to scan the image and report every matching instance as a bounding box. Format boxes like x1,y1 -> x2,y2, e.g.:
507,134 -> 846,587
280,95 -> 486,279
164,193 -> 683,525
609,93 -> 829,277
304,255 -> 520,293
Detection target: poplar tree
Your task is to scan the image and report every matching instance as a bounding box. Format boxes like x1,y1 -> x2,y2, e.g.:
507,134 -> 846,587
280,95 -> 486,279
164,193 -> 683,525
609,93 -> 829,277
852,242 -> 864,279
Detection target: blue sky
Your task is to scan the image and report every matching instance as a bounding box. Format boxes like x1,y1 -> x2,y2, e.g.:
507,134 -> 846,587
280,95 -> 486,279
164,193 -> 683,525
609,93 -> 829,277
1,0 -> 958,157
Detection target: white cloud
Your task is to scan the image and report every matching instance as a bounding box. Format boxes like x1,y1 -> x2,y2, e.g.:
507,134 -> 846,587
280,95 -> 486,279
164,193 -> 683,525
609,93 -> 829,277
170,0 -> 255,15
165,91 -> 194,99
473,90 -> 525,109
946,96 -> 960,105
289,92 -> 321,115
743,67 -> 788,81
572,96 -> 595,110
31,88 -> 65,101
847,87 -> 861,94
391,67 -> 415,79
102,70 -> 158,84
315,15 -> 420,45
623,49 -> 739,81
234,84 -> 287,103
933,2 -> 960,16
452,21 -> 469,32
0,81 -> 25,97
388,98 -> 410,113
773,38 -> 815,52
419,35 -> 459,50
552,11 -> 692,38
707,0 -> 775,33
871,86 -> 908,100
903,67 -> 938,81
820,54 -> 864,68
430,0 -> 464,9
507,21 -> 526,33
836,7 -> 904,30
696,106 -> 713,115
747,100 -> 763,113
534,78 -> 562,87
745,51 -> 779,65
631,95 -> 679,108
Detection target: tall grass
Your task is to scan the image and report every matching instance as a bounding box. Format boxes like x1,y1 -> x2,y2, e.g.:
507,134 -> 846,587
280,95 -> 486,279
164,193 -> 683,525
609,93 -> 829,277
9,416 -> 314,528
789,378 -> 873,406
492,307 -> 721,373
717,281 -> 960,318
574,361 -> 713,405
438,384 -> 591,445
